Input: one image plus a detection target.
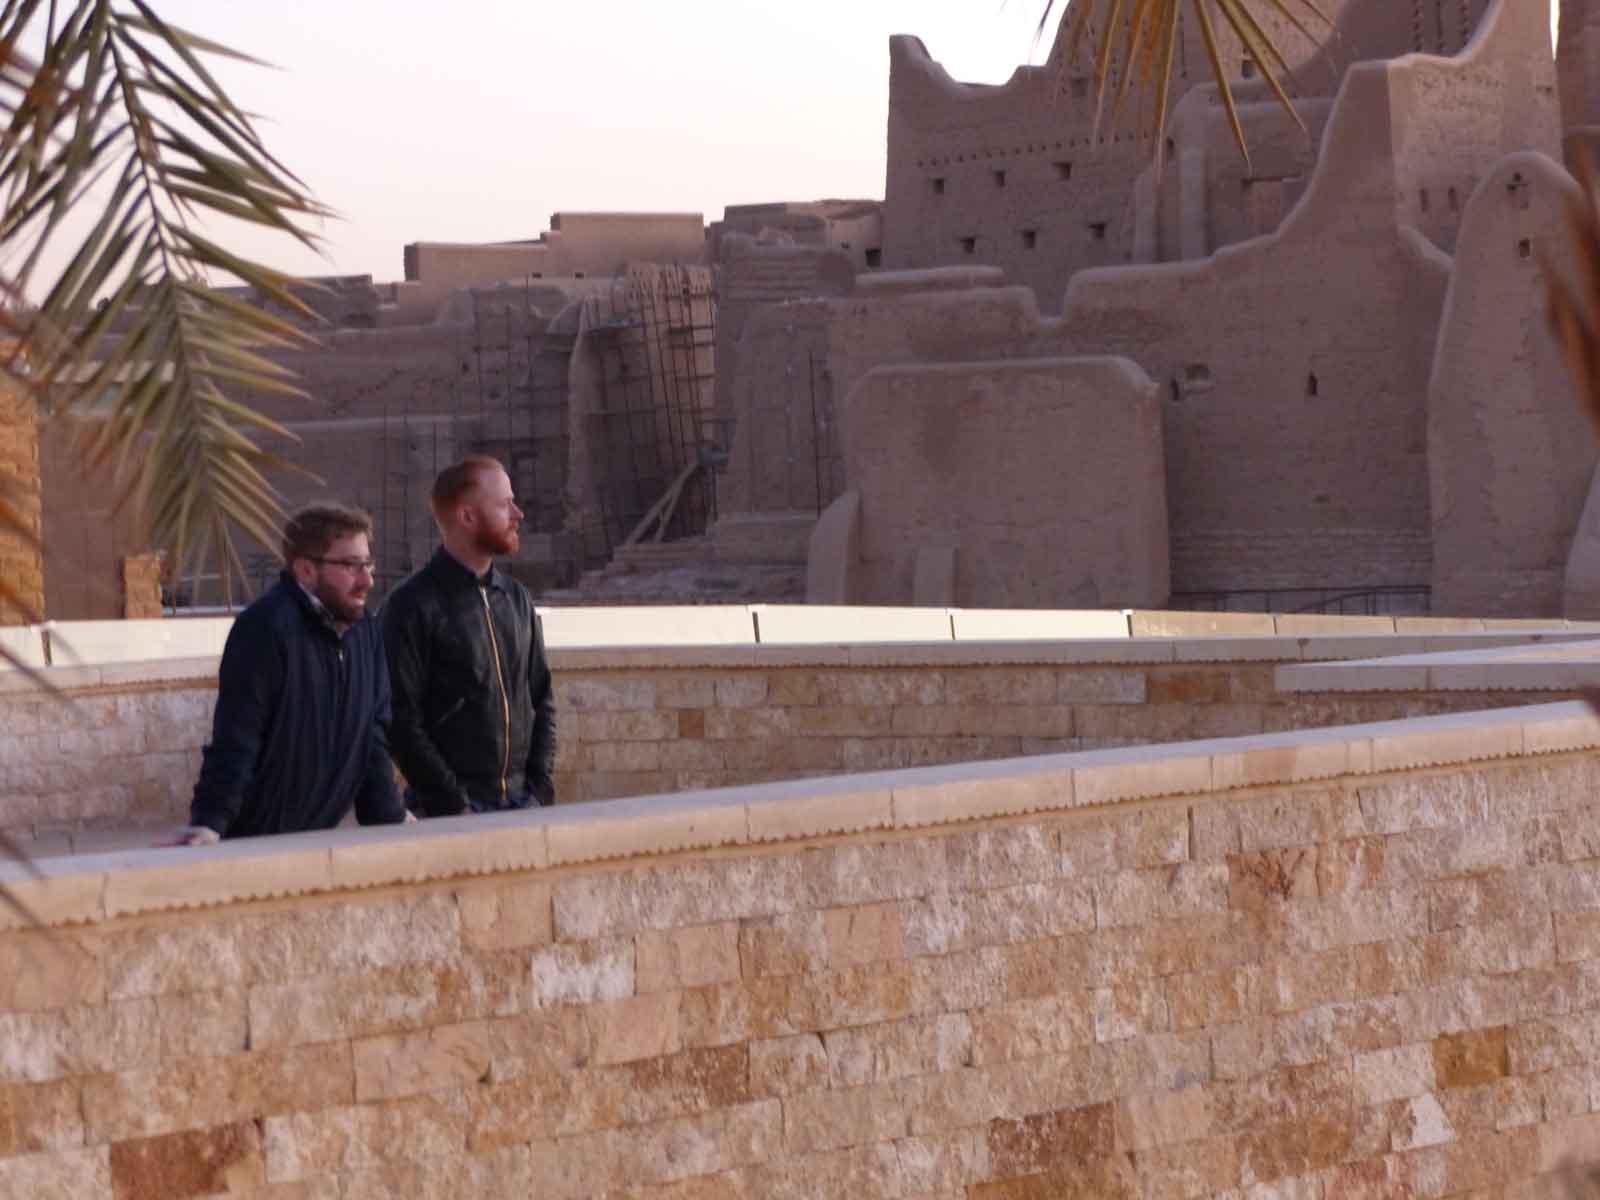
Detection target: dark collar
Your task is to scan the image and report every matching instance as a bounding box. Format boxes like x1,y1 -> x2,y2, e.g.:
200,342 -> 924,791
428,546 -> 505,592
278,570 -> 347,639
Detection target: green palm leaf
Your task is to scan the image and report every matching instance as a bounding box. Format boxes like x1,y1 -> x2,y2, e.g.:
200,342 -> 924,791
1,0 -> 331,612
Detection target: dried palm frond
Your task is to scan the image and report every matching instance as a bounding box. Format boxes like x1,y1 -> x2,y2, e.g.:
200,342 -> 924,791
1035,0 -> 1332,174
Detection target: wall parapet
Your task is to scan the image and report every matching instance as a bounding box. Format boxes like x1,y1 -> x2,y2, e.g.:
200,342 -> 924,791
4,699 -> 1595,933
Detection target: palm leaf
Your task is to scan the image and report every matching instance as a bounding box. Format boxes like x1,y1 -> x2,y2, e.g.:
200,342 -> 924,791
1039,0 -> 1331,170
2,1 -> 334,605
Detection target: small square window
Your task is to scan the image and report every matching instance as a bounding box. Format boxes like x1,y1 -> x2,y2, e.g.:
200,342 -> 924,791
1070,76 -> 1089,100
1089,222 -> 1107,241
993,169 -> 1007,188
931,177 -> 946,195
1518,238 -> 1532,260
959,236 -> 977,255
1241,59 -> 1256,79
864,248 -> 882,268
1022,230 -> 1038,250
1054,161 -> 1073,181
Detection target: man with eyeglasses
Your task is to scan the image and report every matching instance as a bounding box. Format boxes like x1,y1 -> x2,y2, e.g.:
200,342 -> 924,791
176,503 -> 413,843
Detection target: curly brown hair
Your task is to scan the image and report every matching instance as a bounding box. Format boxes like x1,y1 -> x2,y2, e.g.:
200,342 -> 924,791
280,503 -> 374,563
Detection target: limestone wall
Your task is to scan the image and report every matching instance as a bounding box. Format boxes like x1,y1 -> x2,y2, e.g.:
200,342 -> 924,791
4,630 -> 1590,841
5,703 -> 1600,1195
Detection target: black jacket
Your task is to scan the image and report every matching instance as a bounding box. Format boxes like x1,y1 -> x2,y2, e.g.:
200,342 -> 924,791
382,548 -> 556,815
190,574 -> 407,838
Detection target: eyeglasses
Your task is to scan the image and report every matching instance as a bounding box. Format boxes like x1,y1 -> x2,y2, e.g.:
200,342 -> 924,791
311,557 -> 377,575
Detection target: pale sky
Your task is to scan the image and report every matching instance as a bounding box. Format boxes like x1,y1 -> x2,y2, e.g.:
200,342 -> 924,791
47,1 -> 1569,287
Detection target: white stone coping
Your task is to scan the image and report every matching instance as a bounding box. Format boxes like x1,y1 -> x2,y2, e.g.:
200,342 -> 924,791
2,700 -> 1595,930
1277,639 -> 1600,694
16,609 -> 1598,665
9,630 -> 1600,690
42,617 -> 233,666
0,624 -> 46,670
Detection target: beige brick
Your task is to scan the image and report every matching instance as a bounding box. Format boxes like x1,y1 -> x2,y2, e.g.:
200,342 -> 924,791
893,1128 -> 992,1194
1115,1086 -> 1214,1152
528,1099 -> 782,1192
0,1078 -> 83,1157
263,1095 -> 466,1182
247,953 -> 528,1048
0,1147 -> 110,1200
821,902 -> 906,969
1230,848 -> 1320,910
590,991 -> 683,1065
1168,967 -> 1266,1031
1437,1073 -> 1542,1133
109,1119 -> 266,1197
1556,910 -> 1600,962
83,1043 -> 356,1141
0,998 -> 161,1084
750,1034 -> 829,1097
636,922 -> 741,993
1238,1114 -> 1354,1187
455,879 -> 554,952
561,676 -> 656,711
1095,1029 -> 1213,1095
575,710 -> 678,741
814,670 -> 945,707
1354,1043 -> 1436,1105
352,1020 -> 493,1101
968,989 -> 1096,1065
823,1013 -> 971,1088
563,1044 -> 753,1139
555,855 -> 807,939
0,931 -> 102,1012
1096,863 -> 1230,928
158,988 -> 249,1060
904,880 -> 1094,956
1094,978 -> 1172,1041
783,1082 -> 905,1155
740,911 -> 828,978
1423,916 -> 1555,978
1270,889 -> 1429,956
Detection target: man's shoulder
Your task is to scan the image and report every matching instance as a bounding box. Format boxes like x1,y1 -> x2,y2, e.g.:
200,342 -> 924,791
382,565 -> 441,619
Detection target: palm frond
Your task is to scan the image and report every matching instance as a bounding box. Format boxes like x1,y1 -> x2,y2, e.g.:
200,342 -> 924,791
1038,0 -> 1332,171
2,1 -> 332,603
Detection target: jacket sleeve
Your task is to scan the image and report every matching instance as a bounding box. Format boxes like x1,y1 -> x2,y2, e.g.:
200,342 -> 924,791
383,590 -> 472,816
189,613 -> 282,836
355,642 -> 408,825
525,610 -> 557,804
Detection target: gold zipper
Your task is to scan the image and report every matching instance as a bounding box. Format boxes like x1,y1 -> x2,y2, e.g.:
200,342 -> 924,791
478,586 -> 512,804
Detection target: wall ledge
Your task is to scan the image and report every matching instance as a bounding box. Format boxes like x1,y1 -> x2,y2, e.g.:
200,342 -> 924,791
4,700 -> 1594,931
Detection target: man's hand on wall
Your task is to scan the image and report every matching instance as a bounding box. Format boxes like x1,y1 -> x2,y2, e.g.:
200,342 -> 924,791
161,826 -> 221,847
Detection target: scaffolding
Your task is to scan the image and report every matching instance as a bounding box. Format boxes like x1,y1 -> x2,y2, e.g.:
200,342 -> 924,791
580,265 -> 720,556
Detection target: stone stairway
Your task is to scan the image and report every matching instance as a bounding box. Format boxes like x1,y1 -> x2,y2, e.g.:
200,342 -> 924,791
541,536 -> 806,605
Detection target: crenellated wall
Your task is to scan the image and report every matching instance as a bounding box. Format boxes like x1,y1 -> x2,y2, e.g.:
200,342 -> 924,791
5,702 -> 1600,1195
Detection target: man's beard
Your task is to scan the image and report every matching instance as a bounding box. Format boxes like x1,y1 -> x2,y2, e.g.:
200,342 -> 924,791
474,524 -> 518,557
316,580 -> 367,625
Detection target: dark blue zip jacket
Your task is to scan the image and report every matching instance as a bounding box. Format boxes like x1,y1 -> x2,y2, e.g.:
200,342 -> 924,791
190,573 -> 407,838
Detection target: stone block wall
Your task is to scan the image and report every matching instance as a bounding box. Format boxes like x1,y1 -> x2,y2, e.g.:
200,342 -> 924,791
0,647 -> 1576,839
5,712 -> 1600,1196
0,380 -> 43,623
